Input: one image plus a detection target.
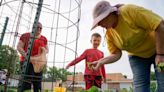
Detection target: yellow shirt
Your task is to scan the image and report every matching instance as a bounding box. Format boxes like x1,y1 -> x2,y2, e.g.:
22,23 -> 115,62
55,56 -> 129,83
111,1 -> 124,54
106,4 -> 162,58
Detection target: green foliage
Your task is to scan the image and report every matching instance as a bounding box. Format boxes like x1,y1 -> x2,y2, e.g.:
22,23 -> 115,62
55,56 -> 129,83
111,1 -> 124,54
120,88 -> 132,92
0,85 -> 17,92
157,62 -> 164,72
150,72 -> 157,92
150,72 -> 156,80
150,82 -> 157,92
87,86 -> 99,92
0,45 -> 19,74
7,89 -> 16,92
24,90 -> 32,92
45,67 -> 72,82
44,89 -> 49,92
79,89 -> 86,92
129,87 -> 133,92
120,88 -> 128,92
119,82 -> 157,92
104,90 -> 110,92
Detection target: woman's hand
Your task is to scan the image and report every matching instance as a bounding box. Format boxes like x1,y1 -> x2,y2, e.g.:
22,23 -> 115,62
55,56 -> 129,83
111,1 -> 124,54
156,55 -> 164,64
155,55 -> 164,72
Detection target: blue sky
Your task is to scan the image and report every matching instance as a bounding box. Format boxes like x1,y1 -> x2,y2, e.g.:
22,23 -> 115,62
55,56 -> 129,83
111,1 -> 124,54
0,0 -> 164,78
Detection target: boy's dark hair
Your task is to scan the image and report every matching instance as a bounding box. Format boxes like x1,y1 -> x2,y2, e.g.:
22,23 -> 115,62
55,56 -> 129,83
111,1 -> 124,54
91,33 -> 101,38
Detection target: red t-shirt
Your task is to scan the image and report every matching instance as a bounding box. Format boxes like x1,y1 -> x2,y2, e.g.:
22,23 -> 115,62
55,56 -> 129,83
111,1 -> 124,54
68,48 -> 106,79
19,33 -> 47,62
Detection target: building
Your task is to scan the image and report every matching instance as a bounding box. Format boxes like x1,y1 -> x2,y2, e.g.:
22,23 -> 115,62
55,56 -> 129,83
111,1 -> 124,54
106,73 -> 133,91
6,73 -> 133,91
67,73 -> 133,91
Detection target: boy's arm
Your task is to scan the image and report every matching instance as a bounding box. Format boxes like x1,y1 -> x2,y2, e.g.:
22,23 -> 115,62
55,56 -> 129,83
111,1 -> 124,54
66,50 -> 87,69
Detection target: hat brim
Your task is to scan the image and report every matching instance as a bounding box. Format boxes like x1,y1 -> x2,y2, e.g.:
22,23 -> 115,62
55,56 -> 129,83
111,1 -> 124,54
91,7 -> 117,30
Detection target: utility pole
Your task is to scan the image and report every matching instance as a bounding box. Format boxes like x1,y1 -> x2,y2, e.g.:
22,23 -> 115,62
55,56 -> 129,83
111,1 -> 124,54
0,17 -> 9,46
17,0 -> 43,92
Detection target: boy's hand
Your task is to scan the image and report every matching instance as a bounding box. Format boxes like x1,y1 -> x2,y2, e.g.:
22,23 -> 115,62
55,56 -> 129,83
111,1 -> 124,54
65,65 -> 70,69
89,61 -> 98,71
91,61 -> 103,71
87,62 -> 94,70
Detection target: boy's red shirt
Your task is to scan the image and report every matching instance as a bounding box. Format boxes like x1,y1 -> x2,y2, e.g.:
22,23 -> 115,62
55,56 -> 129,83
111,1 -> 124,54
19,33 -> 47,62
68,48 -> 106,79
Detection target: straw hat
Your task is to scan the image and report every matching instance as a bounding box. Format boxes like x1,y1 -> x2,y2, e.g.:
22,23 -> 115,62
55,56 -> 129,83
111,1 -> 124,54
91,1 -> 117,30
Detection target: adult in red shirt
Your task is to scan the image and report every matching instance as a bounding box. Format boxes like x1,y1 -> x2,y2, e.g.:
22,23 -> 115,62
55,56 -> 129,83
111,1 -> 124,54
17,22 -> 48,92
66,33 -> 106,90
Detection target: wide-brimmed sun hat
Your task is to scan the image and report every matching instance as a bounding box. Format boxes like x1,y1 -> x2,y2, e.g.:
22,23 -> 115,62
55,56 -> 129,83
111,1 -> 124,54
91,1 -> 117,30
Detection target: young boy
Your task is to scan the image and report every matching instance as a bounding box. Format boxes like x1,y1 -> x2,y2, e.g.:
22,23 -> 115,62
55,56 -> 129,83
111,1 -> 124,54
66,33 -> 106,90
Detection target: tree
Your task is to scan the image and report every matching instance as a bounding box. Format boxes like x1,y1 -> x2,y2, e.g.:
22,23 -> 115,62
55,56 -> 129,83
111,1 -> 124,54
46,66 -> 58,81
58,68 -> 73,81
45,66 -> 72,82
0,45 -> 19,74
123,75 -> 127,79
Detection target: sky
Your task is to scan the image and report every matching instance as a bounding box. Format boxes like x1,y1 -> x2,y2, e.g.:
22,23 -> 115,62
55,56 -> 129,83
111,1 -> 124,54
0,0 -> 164,79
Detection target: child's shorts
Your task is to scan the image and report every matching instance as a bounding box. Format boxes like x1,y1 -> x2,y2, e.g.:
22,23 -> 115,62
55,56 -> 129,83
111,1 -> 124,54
84,75 -> 102,90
